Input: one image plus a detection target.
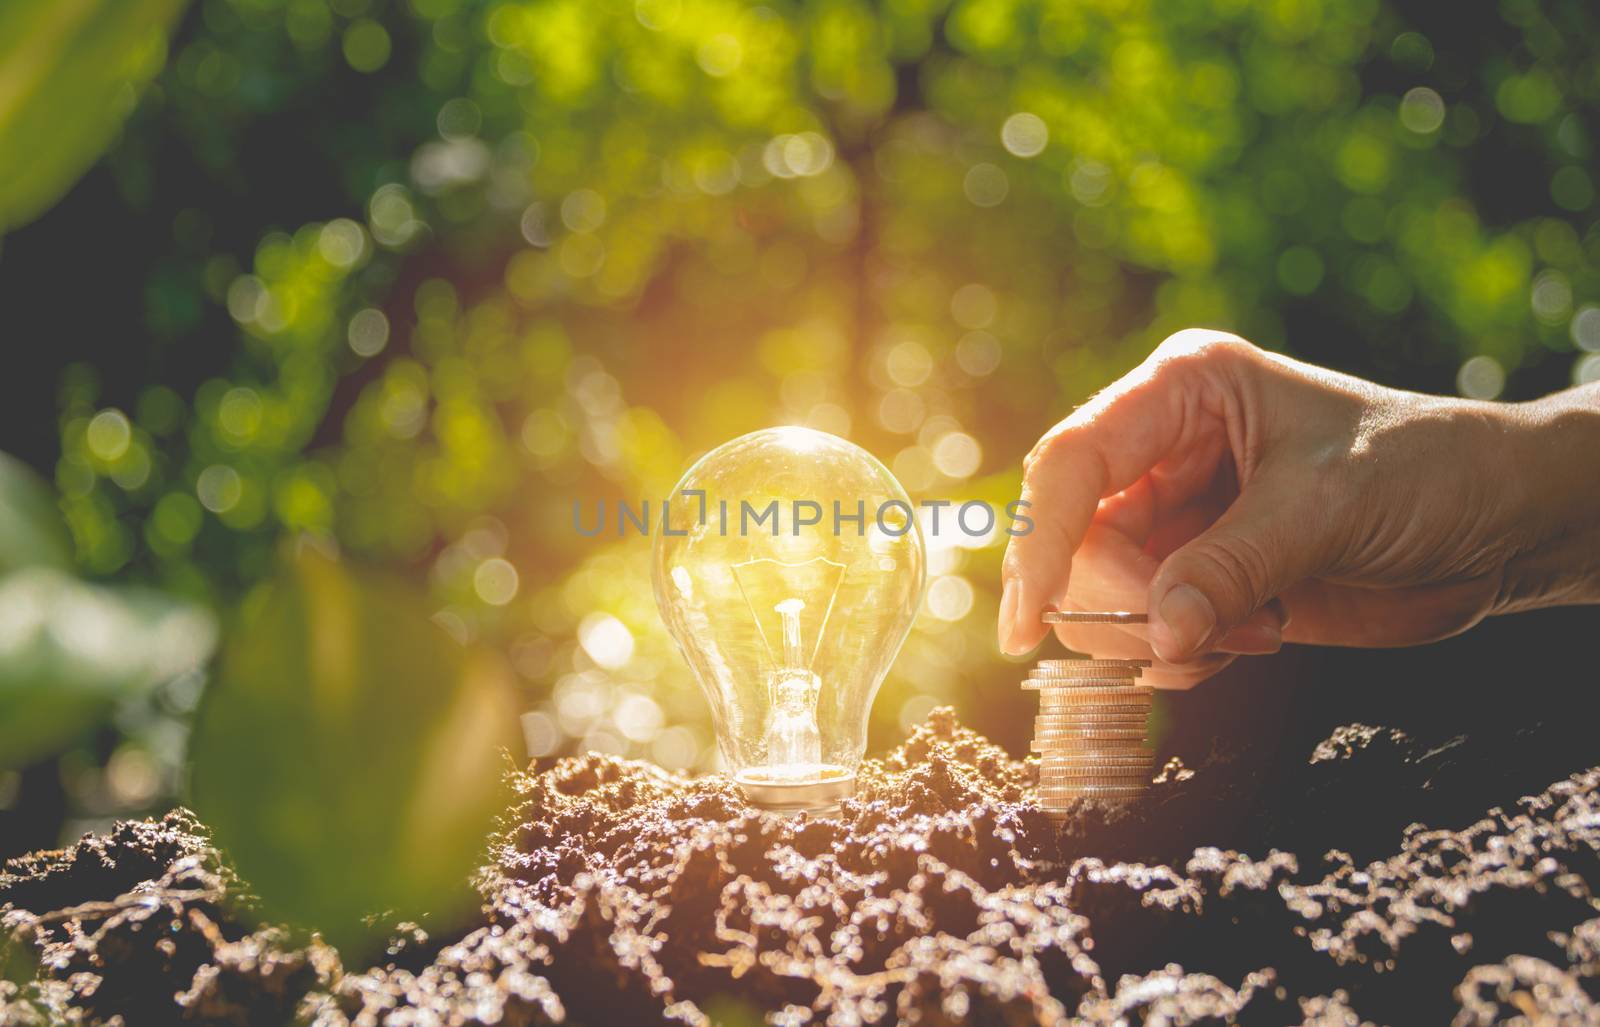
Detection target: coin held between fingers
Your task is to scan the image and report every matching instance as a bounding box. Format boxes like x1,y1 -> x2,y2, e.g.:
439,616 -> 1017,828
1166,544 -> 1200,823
1041,611 -> 1149,625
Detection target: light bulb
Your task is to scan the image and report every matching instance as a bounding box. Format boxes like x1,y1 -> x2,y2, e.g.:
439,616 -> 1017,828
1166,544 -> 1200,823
653,427 -> 926,813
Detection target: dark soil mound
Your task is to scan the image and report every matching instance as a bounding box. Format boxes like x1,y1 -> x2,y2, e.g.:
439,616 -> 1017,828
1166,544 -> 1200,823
4,707 -> 1598,1025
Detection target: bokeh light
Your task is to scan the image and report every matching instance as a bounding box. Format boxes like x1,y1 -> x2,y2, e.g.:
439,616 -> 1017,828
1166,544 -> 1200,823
13,0 -> 1598,808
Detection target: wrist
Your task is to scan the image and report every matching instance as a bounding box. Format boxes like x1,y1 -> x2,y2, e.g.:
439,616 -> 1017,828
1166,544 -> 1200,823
1495,386 -> 1600,611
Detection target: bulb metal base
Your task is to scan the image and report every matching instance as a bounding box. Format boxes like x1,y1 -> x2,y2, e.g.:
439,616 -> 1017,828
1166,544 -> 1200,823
735,765 -> 855,816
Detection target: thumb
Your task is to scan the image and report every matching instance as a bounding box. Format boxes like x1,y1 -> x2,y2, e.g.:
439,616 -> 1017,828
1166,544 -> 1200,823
1147,482 -> 1326,663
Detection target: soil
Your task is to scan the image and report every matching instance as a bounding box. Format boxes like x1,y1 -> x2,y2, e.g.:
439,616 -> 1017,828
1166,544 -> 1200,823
3,706 -> 1599,1025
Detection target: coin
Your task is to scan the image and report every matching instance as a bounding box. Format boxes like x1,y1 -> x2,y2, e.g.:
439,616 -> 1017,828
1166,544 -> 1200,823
1029,676 -> 1142,688
1036,691 -> 1152,707
1039,754 -> 1153,768
1035,691 -> 1151,706
1024,678 -> 1146,690
1034,707 -> 1146,718
1036,678 -> 1152,687
1035,709 -> 1147,718
1039,766 -> 1152,778
1031,690 -> 1149,702
1036,692 -> 1147,704
1036,658 -> 1153,669
1036,703 -> 1152,719
1037,679 -> 1147,688
1040,782 -> 1150,795
1036,764 -> 1152,780
1036,723 -> 1152,732
1039,763 -> 1154,778
1036,710 -> 1149,723
1028,667 -> 1142,681
1038,789 -> 1147,804
1030,737 -> 1147,752
1038,773 -> 1150,785
1039,771 -> 1153,784
1034,713 -> 1149,725
1031,661 -> 1143,674
1038,773 -> 1148,782
1039,786 -> 1149,799
1031,735 -> 1146,750
1040,611 -> 1148,624
1032,734 -> 1145,747
1037,687 -> 1148,698
1039,787 -> 1148,797
1037,691 -> 1144,703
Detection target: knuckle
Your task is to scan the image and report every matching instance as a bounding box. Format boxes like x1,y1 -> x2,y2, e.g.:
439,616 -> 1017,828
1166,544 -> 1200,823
1185,533 -> 1275,613
1024,422 -> 1101,487
1154,329 -> 1258,373
1023,417 -> 1076,475
1022,428 -> 1062,477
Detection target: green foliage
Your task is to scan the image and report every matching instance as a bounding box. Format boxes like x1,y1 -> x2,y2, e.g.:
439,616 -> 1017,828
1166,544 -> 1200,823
0,912 -> 40,986
0,454 -> 71,575
28,0 -> 1600,789
700,995 -> 766,1027
0,567 -> 215,770
0,0 -> 188,232
0,456 -> 214,770
187,544 -> 520,953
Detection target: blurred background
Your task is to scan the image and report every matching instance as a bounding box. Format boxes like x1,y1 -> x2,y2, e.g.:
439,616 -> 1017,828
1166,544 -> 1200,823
2,0 -> 1599,862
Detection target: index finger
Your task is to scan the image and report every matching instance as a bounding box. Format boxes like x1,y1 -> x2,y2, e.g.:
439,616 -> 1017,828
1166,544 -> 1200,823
998,330 -> 1240,655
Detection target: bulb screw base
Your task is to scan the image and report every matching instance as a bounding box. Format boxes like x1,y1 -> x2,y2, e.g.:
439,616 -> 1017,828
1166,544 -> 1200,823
735,770 -> 855,816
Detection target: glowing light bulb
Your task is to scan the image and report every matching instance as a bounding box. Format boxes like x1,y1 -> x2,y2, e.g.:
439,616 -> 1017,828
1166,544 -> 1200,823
653,427 -> 926,813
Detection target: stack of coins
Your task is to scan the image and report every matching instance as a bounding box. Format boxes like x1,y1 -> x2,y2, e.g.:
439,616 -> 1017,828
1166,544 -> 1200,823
1030,611 -> 1153,813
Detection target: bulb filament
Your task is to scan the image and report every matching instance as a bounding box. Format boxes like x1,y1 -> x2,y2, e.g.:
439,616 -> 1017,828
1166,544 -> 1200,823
765,598 -> 822,778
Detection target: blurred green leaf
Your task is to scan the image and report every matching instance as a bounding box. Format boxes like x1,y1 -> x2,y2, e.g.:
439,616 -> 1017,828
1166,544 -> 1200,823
0,0 -> 188,232
187,544 -> 521,954
1,918 -> 40,983
0,567 -> 216,769
0,453 -> 71,574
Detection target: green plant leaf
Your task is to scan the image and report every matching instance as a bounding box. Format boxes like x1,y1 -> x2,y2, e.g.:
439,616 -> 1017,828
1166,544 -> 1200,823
0,567 -> 216,769
0,0 -> 189,233
187,545 -> 521,955
0,453 -> 71,575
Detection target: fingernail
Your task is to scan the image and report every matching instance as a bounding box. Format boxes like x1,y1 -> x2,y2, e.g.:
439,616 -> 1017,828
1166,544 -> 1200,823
997,576 -> 1020,655
1217,621 -> 1282,655
1153,584 -> 1215,662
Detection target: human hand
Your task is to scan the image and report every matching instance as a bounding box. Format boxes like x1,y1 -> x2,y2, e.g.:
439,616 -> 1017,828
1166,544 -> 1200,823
998,329 -> 1600,688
